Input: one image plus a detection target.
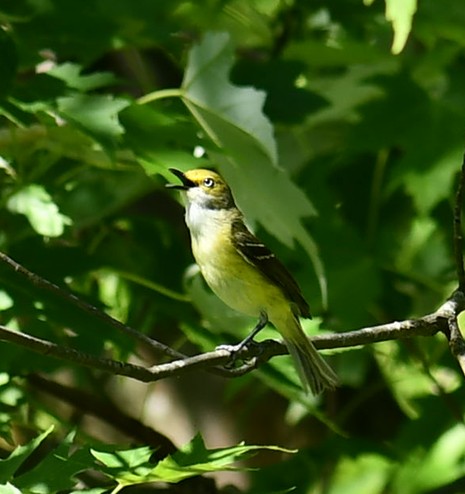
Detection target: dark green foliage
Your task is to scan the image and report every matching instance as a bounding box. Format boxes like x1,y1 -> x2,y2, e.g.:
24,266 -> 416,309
0,1 -> 464,492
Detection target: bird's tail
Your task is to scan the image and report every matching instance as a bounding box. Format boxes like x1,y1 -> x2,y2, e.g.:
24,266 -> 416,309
279,315 -> 338,395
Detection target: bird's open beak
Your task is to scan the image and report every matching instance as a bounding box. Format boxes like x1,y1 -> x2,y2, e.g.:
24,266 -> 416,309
165,168 -> 196,190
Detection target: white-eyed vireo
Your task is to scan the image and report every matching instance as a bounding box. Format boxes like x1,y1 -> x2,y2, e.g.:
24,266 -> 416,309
167,168 -> 338,395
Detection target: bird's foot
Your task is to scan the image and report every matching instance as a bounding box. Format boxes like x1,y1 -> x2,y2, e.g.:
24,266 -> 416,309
216,340 -> 262,369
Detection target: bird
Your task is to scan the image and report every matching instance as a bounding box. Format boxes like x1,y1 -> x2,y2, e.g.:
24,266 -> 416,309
167,168 -> 338,394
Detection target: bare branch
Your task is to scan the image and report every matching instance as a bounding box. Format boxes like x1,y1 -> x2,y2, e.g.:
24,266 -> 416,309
447,315 -> 465,379
454,150 -> 465,291
0,250 -> 184,360
446,152 -> 465,378
1,291 -> 463,384
0,325 -> 160,381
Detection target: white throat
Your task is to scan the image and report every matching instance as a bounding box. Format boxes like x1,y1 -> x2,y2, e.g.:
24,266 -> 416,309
185,200 -> 226,240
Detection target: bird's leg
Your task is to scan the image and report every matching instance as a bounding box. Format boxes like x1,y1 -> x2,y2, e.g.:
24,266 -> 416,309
217,312 -> 268,366
235,311 -> 268,353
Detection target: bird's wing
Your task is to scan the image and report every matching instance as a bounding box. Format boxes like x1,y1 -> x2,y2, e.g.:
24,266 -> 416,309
231,219 -> 311,318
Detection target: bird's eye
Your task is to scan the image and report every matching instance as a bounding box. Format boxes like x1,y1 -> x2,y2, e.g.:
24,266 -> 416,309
203,177 -> 215,188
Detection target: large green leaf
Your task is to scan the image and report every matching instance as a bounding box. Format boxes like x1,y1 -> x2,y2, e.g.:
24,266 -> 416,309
92,434 -> 294,488
179,32 -> 327,304
57,94 -> 129,150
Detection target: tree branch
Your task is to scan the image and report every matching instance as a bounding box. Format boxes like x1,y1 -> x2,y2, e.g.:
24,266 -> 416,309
447,315 -> 465,378
0,250 -> 185,361
445,151 -> 465,377
454,149 -> 465,291
1,291 -> 463,384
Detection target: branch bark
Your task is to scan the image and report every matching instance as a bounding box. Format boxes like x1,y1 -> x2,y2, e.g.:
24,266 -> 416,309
454,149 -> 465,291
0,291 -> 462,383
446,151 -> 465,377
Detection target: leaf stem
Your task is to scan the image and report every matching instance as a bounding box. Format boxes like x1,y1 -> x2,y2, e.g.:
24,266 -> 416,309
137,88 -> 182,105
116,269 -> 190,302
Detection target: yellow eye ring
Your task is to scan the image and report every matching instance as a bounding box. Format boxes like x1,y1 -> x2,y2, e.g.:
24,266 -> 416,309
203,177 -> 215,188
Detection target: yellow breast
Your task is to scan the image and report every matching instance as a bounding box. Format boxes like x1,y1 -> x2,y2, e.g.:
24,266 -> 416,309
191,222 -> 288,319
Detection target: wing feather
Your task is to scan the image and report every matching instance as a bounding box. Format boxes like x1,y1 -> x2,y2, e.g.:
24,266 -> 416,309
231,220 -> 311,318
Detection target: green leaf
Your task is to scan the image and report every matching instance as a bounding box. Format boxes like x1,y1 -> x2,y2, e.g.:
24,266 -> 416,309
0,426 -> 54,483
375,340 -> 460,418
153,435 -> 294,483
385,0 -> 418,54
120,103 -> 205,171
60,166 -> 153,228
48,63 -> 118,91
392,424 -> 465,493
179,31 -> 328,305
7,184 -> 72,237
183,32 -> 277,164
0,483 -> 22,494
402,146 -> 462,214
363,0 -> 417,54
57,94 -> 129,149
328,453 -> 391,494
91,434 -> 294,487
0,291 -> 13,310
14,432 -> 94,493
151,434 -> 295,484
92,445 -> 153,471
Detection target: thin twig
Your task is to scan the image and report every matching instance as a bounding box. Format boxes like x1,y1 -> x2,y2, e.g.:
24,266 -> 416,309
446,149 -> 465,379
448,316 -> 465,378
0,250 -> 184,360
454,150 -> 465,291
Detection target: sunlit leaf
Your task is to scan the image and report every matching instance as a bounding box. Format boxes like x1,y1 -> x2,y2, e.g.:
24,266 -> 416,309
0,426 -> 54,483
0,291 -> 13,310
385,0 -> 417,54
149,434 -> 295,484
7,184 -> 72,237
0,483 -> 22,494
14,432 -> 93,493
328,453 -> 391,494
48,63 -> 118,91
92,434 -> 294,487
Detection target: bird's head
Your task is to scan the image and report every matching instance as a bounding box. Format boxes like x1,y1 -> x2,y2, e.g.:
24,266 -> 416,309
167,168 -> 235,209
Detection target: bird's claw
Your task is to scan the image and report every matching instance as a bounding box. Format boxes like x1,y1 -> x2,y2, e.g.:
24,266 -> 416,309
216,340 -> 262,369
216,343 -> 242,368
